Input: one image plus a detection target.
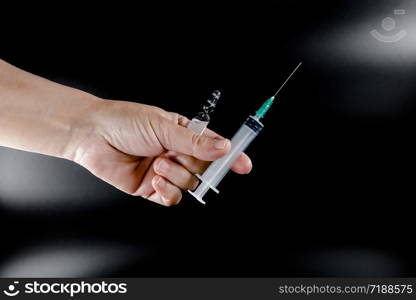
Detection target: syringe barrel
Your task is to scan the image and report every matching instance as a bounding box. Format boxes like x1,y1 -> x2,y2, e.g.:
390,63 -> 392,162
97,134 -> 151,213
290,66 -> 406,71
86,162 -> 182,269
194,116 -> 263,198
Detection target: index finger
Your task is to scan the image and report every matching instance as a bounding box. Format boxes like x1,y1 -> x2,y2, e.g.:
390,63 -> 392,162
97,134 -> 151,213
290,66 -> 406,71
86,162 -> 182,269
177,114 -> 252,174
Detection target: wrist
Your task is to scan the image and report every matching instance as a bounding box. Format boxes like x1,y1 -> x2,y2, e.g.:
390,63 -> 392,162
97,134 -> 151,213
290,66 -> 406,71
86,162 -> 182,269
0,59 -> 108,161
61,95 -> 107,162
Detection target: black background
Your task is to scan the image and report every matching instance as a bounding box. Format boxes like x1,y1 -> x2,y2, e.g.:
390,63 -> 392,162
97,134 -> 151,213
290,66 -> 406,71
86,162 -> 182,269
1,1 -> 415,276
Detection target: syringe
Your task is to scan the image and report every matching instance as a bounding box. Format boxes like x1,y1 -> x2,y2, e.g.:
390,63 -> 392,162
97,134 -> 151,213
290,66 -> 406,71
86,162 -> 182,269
189,62 -> 302,204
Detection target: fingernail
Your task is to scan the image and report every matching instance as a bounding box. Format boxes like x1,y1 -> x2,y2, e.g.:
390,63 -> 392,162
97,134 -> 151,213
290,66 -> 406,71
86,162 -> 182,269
215,139 -> 228,150
154,176 -> 165,187
161,196 -> 171,206
157,159 -> 170,173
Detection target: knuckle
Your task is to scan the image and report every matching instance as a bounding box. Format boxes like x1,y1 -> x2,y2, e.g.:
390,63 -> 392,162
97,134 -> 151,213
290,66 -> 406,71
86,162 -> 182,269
167,112 -> 188,126
191,134 -> 203,154
158,118 -> 174,149
177,114 -> 189,126
169,112 -> 181,123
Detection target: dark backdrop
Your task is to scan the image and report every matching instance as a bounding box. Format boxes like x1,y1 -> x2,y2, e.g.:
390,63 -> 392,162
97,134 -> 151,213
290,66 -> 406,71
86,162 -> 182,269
1,1 -> 415,276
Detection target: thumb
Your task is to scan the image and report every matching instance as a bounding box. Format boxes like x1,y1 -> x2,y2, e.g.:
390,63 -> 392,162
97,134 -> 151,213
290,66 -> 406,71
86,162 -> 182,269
155,118 -> 231,161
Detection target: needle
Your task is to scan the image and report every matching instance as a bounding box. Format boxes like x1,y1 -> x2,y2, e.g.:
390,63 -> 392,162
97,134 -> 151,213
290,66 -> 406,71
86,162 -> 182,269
272,62 -> 303,98
255,61 -> 303,119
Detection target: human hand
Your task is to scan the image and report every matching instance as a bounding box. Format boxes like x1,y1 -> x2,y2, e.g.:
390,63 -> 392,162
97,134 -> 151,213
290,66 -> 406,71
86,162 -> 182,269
67,100 -> 252,206
0,59 -> 251,206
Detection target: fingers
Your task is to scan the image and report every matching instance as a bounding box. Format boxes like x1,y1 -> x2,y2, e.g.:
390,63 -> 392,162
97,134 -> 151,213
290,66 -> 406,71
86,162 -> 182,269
139,112 -> 253,207
166,151 -> 210,174
137,151 -> 251,207
230,152 -> 252,174
153,117 -> 231,161
153,157 -> 199,191
168,150 -> 252,175
151,175 -> 182,206
175,118 -> 253,174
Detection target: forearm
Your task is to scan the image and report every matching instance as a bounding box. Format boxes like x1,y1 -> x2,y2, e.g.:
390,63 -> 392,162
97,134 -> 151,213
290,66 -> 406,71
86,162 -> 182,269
0,59 -> 103,159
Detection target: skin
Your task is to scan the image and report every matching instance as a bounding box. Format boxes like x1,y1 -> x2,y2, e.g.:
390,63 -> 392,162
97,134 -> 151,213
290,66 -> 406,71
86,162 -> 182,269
0,59 -> 252,206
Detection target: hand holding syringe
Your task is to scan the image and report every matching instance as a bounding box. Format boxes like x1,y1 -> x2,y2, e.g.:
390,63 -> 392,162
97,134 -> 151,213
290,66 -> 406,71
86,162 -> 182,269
188,62 -> 302,204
